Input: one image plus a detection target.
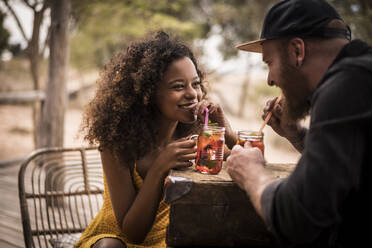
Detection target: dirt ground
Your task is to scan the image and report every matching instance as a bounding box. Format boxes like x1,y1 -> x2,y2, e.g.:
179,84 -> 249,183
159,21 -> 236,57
0,105 -> 88,161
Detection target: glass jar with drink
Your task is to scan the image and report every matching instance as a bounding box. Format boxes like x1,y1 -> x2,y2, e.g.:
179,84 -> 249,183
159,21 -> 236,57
194,126 -> 225,174
236,131 -> 265,155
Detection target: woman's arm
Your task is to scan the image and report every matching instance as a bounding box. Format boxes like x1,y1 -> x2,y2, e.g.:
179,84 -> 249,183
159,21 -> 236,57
101,138 -> 196,244
101,149 -> 165,244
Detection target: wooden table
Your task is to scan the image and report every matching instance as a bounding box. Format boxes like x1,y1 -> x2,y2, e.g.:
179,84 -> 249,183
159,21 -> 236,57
164,163 -> 295,247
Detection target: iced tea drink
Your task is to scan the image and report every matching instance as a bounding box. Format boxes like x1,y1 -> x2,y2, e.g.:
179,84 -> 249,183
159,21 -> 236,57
237,131 -> 264,155
195,126 -> 225,174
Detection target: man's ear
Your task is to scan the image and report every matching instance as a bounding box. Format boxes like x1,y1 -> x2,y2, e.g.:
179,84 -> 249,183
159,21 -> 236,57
288,38 -> 305,67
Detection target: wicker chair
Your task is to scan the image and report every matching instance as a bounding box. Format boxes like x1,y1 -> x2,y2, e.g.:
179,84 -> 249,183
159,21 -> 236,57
18,147 -> 104,248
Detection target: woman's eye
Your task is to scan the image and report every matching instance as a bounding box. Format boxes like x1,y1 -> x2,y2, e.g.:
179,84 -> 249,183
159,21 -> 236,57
173,84 -> 184,90
192,81 -> 201,88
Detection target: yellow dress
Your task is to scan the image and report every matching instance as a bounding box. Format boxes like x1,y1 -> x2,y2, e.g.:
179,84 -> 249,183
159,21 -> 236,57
74,164 -> 170,248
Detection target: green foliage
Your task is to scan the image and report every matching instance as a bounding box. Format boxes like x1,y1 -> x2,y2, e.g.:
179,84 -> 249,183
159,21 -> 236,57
70,0 -> 209,70
70,0 -> 372,71
206,0 -> 278,60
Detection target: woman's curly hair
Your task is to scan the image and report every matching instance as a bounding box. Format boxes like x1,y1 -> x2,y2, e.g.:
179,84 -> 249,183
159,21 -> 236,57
81,31 -> 206,163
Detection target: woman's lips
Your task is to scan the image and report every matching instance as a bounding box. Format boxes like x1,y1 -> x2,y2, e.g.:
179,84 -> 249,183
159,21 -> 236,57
179,102 -> 197,110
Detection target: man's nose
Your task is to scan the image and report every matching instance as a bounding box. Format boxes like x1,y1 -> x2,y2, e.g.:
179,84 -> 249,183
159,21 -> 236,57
267,73 -> 275,86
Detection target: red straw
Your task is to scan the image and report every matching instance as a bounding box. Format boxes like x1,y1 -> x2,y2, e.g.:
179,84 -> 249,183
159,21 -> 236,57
204,108 -> 209,127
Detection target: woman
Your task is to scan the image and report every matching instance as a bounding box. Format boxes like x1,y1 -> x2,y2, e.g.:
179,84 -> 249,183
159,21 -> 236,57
76,31 -> 234,248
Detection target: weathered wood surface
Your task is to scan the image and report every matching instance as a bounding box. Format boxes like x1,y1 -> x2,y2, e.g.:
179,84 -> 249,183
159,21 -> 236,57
0,91 -> 45,105
169,163 -> 294,183
166,163 -> 295,247
0,85 -> 94,106
0,163 -> 24,248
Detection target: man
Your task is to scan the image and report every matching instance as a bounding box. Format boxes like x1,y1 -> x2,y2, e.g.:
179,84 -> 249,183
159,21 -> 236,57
226,0 -> 372,247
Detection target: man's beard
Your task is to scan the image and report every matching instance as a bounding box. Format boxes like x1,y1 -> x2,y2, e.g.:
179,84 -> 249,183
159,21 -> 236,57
279,61 -> 312,123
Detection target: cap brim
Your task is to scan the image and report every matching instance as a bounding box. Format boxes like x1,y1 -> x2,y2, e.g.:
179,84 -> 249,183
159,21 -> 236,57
236,38 -> 266,53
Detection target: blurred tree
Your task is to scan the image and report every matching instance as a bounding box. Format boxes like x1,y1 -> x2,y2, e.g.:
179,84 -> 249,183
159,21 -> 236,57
38,0 -> 70,149
1,0 -> 50,90
37,0 -> 70,201
1,0 -> 50,148
0,9 -> 10,58
200,0 -> 277,60
70,0 -> 210,70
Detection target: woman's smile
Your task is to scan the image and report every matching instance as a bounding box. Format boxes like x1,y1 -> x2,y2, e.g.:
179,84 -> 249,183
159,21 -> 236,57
178,101 -> 198,110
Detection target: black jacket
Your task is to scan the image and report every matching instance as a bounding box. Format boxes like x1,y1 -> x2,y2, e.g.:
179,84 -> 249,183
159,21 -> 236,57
261,40 -> 372,248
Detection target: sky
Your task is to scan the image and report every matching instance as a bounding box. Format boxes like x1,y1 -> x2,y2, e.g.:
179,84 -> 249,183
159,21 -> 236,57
2,1 -> 33,45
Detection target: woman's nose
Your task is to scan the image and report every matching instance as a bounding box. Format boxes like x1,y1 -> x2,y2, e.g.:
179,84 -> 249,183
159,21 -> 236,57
185,85 -> 197,98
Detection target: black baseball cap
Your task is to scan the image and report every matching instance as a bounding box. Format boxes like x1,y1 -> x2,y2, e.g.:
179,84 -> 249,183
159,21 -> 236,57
236,0 -> 351,53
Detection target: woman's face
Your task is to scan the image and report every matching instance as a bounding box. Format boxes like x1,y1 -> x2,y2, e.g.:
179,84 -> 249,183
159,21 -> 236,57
156,56 -> 203,124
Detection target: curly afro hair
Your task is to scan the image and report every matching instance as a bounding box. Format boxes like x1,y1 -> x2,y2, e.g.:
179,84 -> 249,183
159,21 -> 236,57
81,31 -> 206,163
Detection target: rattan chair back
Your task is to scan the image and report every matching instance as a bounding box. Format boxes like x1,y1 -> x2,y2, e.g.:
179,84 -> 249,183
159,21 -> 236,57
18,147 -> 104,248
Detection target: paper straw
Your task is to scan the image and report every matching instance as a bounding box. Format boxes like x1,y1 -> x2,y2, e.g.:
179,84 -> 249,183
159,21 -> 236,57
258,94 -> 283,135
204,108 -> 209,127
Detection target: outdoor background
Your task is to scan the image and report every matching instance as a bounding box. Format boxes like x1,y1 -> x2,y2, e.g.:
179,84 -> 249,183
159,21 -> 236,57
1,0 -> 371,166
0,1 -> 372,247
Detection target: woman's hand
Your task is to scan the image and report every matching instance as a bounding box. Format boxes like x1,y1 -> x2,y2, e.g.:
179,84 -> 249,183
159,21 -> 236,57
194,100 -> 236,149
152,138 -> 197,176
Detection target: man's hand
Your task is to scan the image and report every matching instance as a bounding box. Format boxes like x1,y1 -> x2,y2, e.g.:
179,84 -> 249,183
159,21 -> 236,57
263,97 -> 306,152
226,142 -> 276,218
226,142 -> 266,192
